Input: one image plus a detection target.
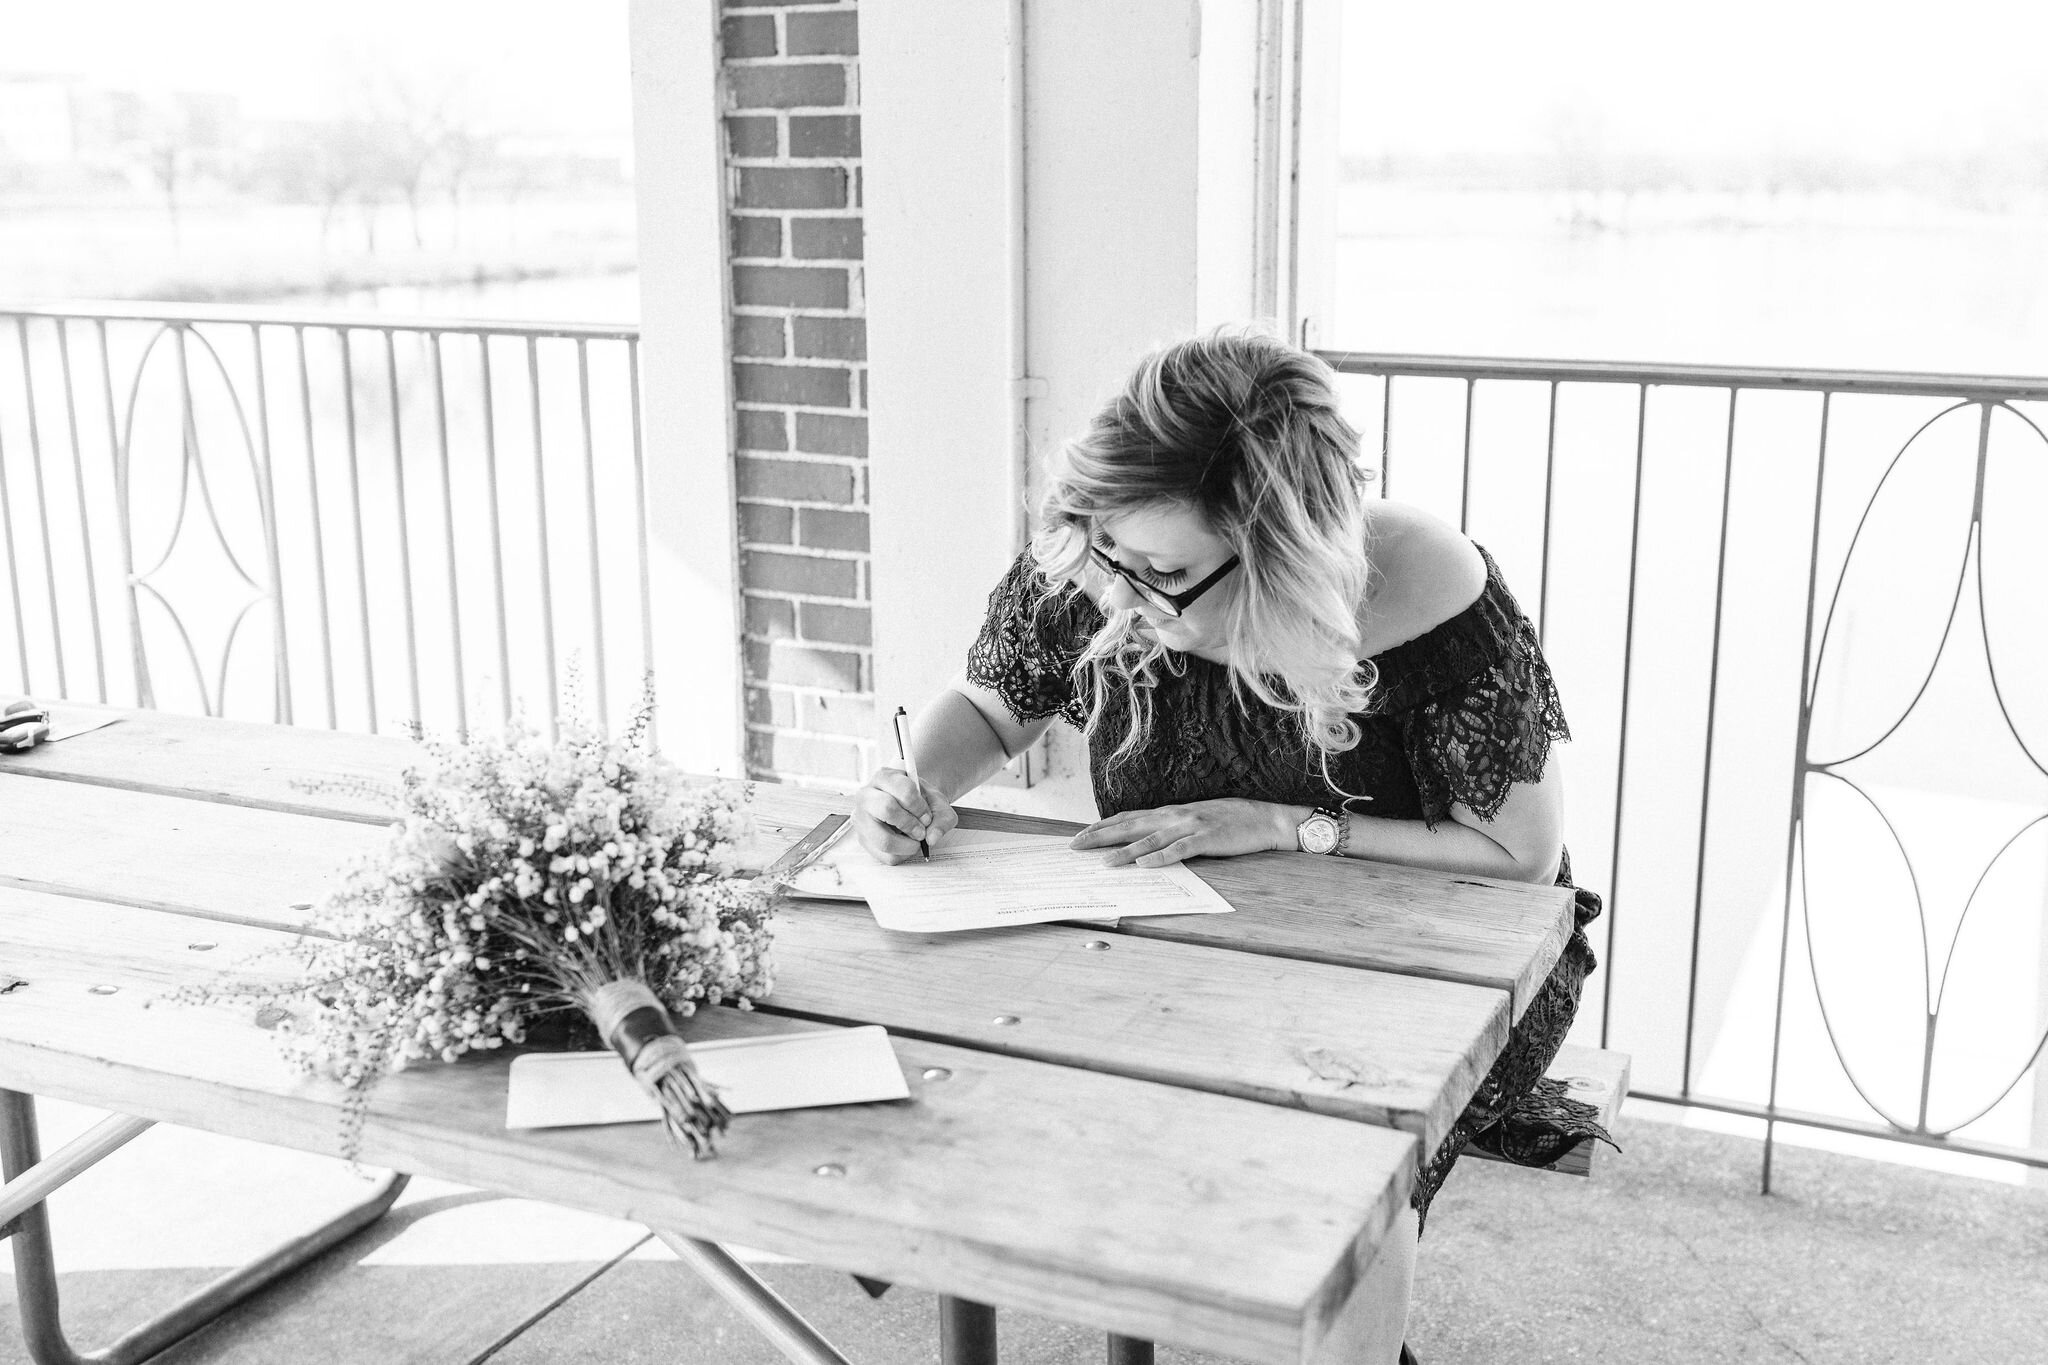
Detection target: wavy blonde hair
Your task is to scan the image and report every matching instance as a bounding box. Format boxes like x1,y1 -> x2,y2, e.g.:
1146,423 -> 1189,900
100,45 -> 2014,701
1032,327 -> 1378,777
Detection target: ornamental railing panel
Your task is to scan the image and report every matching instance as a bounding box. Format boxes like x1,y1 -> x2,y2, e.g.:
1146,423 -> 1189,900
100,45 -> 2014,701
1319,351 -> 2048,1187
0,304 -> 650,739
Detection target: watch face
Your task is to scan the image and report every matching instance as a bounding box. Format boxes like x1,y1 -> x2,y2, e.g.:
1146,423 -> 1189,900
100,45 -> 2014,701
1299,815 -> 1340,855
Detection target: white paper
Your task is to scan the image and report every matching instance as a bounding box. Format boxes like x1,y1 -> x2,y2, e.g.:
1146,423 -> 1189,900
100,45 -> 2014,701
853,837 -> 1236,933
784,824 -> 1048,901
504,1024 -> 910,1129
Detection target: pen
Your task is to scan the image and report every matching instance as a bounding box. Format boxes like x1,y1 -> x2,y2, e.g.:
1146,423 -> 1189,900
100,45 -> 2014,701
891,705 -> 930,860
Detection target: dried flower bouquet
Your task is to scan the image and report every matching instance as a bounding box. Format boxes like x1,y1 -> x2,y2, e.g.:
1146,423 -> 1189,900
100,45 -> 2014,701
274,691 -> 775,1158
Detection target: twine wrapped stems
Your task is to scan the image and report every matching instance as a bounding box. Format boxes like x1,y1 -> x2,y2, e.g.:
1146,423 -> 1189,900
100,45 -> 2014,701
585,980 -> 731,1158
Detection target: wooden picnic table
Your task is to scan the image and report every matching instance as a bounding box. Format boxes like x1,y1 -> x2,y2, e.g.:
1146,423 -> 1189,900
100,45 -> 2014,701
0,706 -> 1576,1365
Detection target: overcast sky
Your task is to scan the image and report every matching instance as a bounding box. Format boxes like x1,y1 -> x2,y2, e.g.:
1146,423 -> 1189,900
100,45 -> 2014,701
8,1 -> 2043,159
2,0 -> 632,134
1341,0 -> 2048,159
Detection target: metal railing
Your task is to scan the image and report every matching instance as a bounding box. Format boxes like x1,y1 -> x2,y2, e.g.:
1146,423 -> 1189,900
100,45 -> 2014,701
1320,349 -> 2048,1188
5,304 -> 2044,1187
0,303 -> 651,738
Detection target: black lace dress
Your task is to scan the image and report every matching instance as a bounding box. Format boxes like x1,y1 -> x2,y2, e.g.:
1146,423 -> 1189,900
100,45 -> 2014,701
965,546 -> 1612,1227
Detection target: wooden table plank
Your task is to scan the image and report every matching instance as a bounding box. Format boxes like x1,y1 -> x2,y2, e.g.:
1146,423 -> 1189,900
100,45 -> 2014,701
0,776 -> 1505,1156
0,773 -> 381,931
767,899 -> 1506,1155
752,793 -> 1575,1019
755,788 -> 1573,1018
0,886 -> 1413,1365
1124,852 -> 1574,1023
0,702 -> 406,822
5,710 -> 1577,1017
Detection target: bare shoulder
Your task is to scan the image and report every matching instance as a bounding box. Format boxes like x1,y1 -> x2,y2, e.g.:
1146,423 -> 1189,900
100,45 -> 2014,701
1358,500 -> 1487,656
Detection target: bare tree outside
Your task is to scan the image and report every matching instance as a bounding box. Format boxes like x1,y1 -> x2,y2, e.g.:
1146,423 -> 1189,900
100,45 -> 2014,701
1,3 -> 632,311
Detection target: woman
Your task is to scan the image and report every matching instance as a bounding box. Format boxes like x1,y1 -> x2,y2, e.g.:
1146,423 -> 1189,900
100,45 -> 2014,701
852,328 -> 1607,1356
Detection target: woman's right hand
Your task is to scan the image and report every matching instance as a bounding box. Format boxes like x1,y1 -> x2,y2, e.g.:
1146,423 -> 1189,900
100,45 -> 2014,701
852,767 -> 960,864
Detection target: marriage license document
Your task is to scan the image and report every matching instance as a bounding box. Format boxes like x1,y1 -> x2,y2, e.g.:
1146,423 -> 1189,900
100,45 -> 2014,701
794,829 -> 1235,932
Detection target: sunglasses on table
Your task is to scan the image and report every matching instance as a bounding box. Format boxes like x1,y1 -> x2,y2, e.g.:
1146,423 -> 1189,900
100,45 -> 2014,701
1087,543 -> 1241,618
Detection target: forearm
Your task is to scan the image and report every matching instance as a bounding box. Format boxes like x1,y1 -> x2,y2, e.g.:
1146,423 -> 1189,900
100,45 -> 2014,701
1269,803 -> 1555,883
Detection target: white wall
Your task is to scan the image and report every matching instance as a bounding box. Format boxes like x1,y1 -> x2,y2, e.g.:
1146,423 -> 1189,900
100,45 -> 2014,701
862,1 -> 1027,758
629,0 -> 743,773
1198,0 -> 1260,328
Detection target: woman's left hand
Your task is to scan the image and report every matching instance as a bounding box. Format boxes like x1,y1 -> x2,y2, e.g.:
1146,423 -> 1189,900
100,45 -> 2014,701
1070,799 -> 1290,868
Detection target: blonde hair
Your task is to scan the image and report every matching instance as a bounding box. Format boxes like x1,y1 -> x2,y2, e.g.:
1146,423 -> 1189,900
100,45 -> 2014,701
1032,327 -> 1378,778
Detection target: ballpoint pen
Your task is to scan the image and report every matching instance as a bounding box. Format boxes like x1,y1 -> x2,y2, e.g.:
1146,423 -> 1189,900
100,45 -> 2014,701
891,705 -> 929,860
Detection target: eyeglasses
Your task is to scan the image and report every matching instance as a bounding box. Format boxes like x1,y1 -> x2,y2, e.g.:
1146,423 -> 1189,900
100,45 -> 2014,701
1087,544 -> 1240,618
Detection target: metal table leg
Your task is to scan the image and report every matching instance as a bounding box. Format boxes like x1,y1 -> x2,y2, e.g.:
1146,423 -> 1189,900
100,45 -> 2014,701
653,1232 -> 855,1365
2,1088 -> 409,1365
939,1295 -> 998,1365
1106,1334 -> 1154,1365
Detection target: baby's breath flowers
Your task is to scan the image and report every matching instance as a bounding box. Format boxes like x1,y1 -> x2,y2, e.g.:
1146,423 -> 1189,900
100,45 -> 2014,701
278,691 -> 774,1159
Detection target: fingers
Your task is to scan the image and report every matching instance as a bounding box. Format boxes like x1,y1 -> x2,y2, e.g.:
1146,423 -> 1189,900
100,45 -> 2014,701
854,815 -> 925,864
1101,826 -> 1186,867
1070,811 -> 1147,850
917,781 -> 960,842
852,774 -> 928,862
868,767 -> 926,818
1131,835 -> 1200,868
852,771 -> 956,861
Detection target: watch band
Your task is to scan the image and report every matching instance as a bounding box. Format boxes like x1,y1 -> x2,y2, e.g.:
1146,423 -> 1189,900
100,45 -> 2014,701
1314,805 -> 1350,857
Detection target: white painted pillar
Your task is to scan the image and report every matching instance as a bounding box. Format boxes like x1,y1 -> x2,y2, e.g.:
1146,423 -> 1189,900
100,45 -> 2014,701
1293,0 -> 1343,348
630,0 -> 743,774
862,1 -> 1028,755
863,0 -> 1332,818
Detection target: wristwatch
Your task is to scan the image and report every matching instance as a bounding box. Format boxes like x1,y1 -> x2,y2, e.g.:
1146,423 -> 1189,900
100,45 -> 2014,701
1295,805 -> 1348,856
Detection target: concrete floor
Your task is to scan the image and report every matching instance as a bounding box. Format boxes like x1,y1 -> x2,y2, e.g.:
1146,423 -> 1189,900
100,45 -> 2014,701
4,1097 -> 2045,1365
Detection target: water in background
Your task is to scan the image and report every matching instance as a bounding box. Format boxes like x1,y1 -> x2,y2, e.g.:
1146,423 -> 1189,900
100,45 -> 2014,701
318,271 -> 640,326
1331,184 -> 2048,376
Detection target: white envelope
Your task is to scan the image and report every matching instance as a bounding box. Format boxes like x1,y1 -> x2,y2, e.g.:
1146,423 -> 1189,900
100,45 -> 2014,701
504,1024 -> 910,1129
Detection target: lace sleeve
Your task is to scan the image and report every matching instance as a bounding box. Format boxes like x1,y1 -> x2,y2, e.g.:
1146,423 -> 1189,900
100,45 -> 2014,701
963,551 -> 1099,727
1394,555 -> 1570,827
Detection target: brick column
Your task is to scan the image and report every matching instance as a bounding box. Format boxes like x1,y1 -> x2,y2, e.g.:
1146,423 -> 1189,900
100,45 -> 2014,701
722,0 -> 872,787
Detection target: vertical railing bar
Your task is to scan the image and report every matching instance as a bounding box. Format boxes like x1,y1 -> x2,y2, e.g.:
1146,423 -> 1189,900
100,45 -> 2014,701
429,333 -> 467,741
527,335 -> 560,738
96,319 -> 147,708
383,329 -> 422,728
294,325 -> 338,728
1763,390 -> 1832,1195
1680,386 -> 1741,1098
1537,380 -> 1559,650
170,324 -> 213,713
248,323 -> 292,725
54,320 -> 108,701
0,324 -> 25,691
575,338 -> 609,728
1379,374 -> 1393,497
479,335 -> 512,727
1599,381 -> 1651,1049
18,316 -> 67,696
338,328 -> 376,731
1457,376 -> 1475,534
628,337 -> 654,748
